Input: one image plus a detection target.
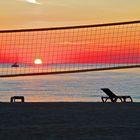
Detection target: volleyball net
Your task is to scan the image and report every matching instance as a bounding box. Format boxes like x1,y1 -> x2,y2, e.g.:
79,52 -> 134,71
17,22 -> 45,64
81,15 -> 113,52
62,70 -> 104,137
0,20 -> 140,77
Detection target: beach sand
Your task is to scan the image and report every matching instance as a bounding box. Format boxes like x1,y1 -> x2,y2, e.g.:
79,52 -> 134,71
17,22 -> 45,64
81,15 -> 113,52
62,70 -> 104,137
0,102 -> 140,140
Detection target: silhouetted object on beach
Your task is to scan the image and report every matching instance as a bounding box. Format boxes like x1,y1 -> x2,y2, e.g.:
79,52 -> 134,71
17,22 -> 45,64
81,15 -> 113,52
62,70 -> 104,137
10,96 -> 25,103
101,88 -> 133,102
11,62 -> 19,68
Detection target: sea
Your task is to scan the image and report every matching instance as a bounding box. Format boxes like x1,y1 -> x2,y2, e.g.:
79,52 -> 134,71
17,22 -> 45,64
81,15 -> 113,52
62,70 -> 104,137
0,67 -> 139,102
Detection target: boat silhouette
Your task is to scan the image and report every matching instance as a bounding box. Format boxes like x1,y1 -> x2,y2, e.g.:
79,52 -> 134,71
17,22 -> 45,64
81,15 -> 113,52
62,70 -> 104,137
11,62 -> 19,67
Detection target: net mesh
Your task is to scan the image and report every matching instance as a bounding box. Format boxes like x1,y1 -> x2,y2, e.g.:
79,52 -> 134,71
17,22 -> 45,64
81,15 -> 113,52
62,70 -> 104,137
0,20 -> 140,77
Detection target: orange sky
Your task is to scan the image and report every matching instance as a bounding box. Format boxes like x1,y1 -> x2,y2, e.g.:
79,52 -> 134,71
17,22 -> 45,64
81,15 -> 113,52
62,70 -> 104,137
0,0 -> 140,29
0,0 -> 139,65
0,24 -> 139,64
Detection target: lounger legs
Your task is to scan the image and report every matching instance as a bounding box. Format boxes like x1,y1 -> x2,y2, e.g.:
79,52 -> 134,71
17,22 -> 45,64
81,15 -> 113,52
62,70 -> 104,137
10,96 -> 25,103
101,96 -> 133,103
121,97 -> 133,102
130,97 -> 133,102
101,97 -> 117,102
101,97 -> 108,102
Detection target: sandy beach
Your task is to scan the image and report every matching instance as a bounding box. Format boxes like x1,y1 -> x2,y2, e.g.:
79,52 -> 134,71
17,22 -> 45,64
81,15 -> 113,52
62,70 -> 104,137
0,102 -> 140,140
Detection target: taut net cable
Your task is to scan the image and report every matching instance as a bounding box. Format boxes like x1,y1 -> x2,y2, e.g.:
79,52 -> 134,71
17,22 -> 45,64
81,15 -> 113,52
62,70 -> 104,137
0,20 -> 140,77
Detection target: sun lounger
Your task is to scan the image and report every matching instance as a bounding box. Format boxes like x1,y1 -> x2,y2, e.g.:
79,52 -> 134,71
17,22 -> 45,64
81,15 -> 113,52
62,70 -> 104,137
101,88 -> 133,102
10,96 -> 25,103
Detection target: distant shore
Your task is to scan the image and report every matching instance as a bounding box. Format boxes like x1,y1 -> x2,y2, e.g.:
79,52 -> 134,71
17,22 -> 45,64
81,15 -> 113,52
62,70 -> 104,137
0,102 -> 140,140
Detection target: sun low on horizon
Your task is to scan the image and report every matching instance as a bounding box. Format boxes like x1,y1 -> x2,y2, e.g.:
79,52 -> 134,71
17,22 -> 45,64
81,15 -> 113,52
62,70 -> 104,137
0,0 -> 139,66
34,58 -> 43,65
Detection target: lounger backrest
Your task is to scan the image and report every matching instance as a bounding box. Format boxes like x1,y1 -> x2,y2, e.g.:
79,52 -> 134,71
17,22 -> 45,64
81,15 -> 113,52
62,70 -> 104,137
101,88 -> 117,97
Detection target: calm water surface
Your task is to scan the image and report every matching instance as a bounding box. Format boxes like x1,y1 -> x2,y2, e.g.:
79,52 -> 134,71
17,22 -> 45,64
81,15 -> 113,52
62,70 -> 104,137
0,68 -> 139,102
